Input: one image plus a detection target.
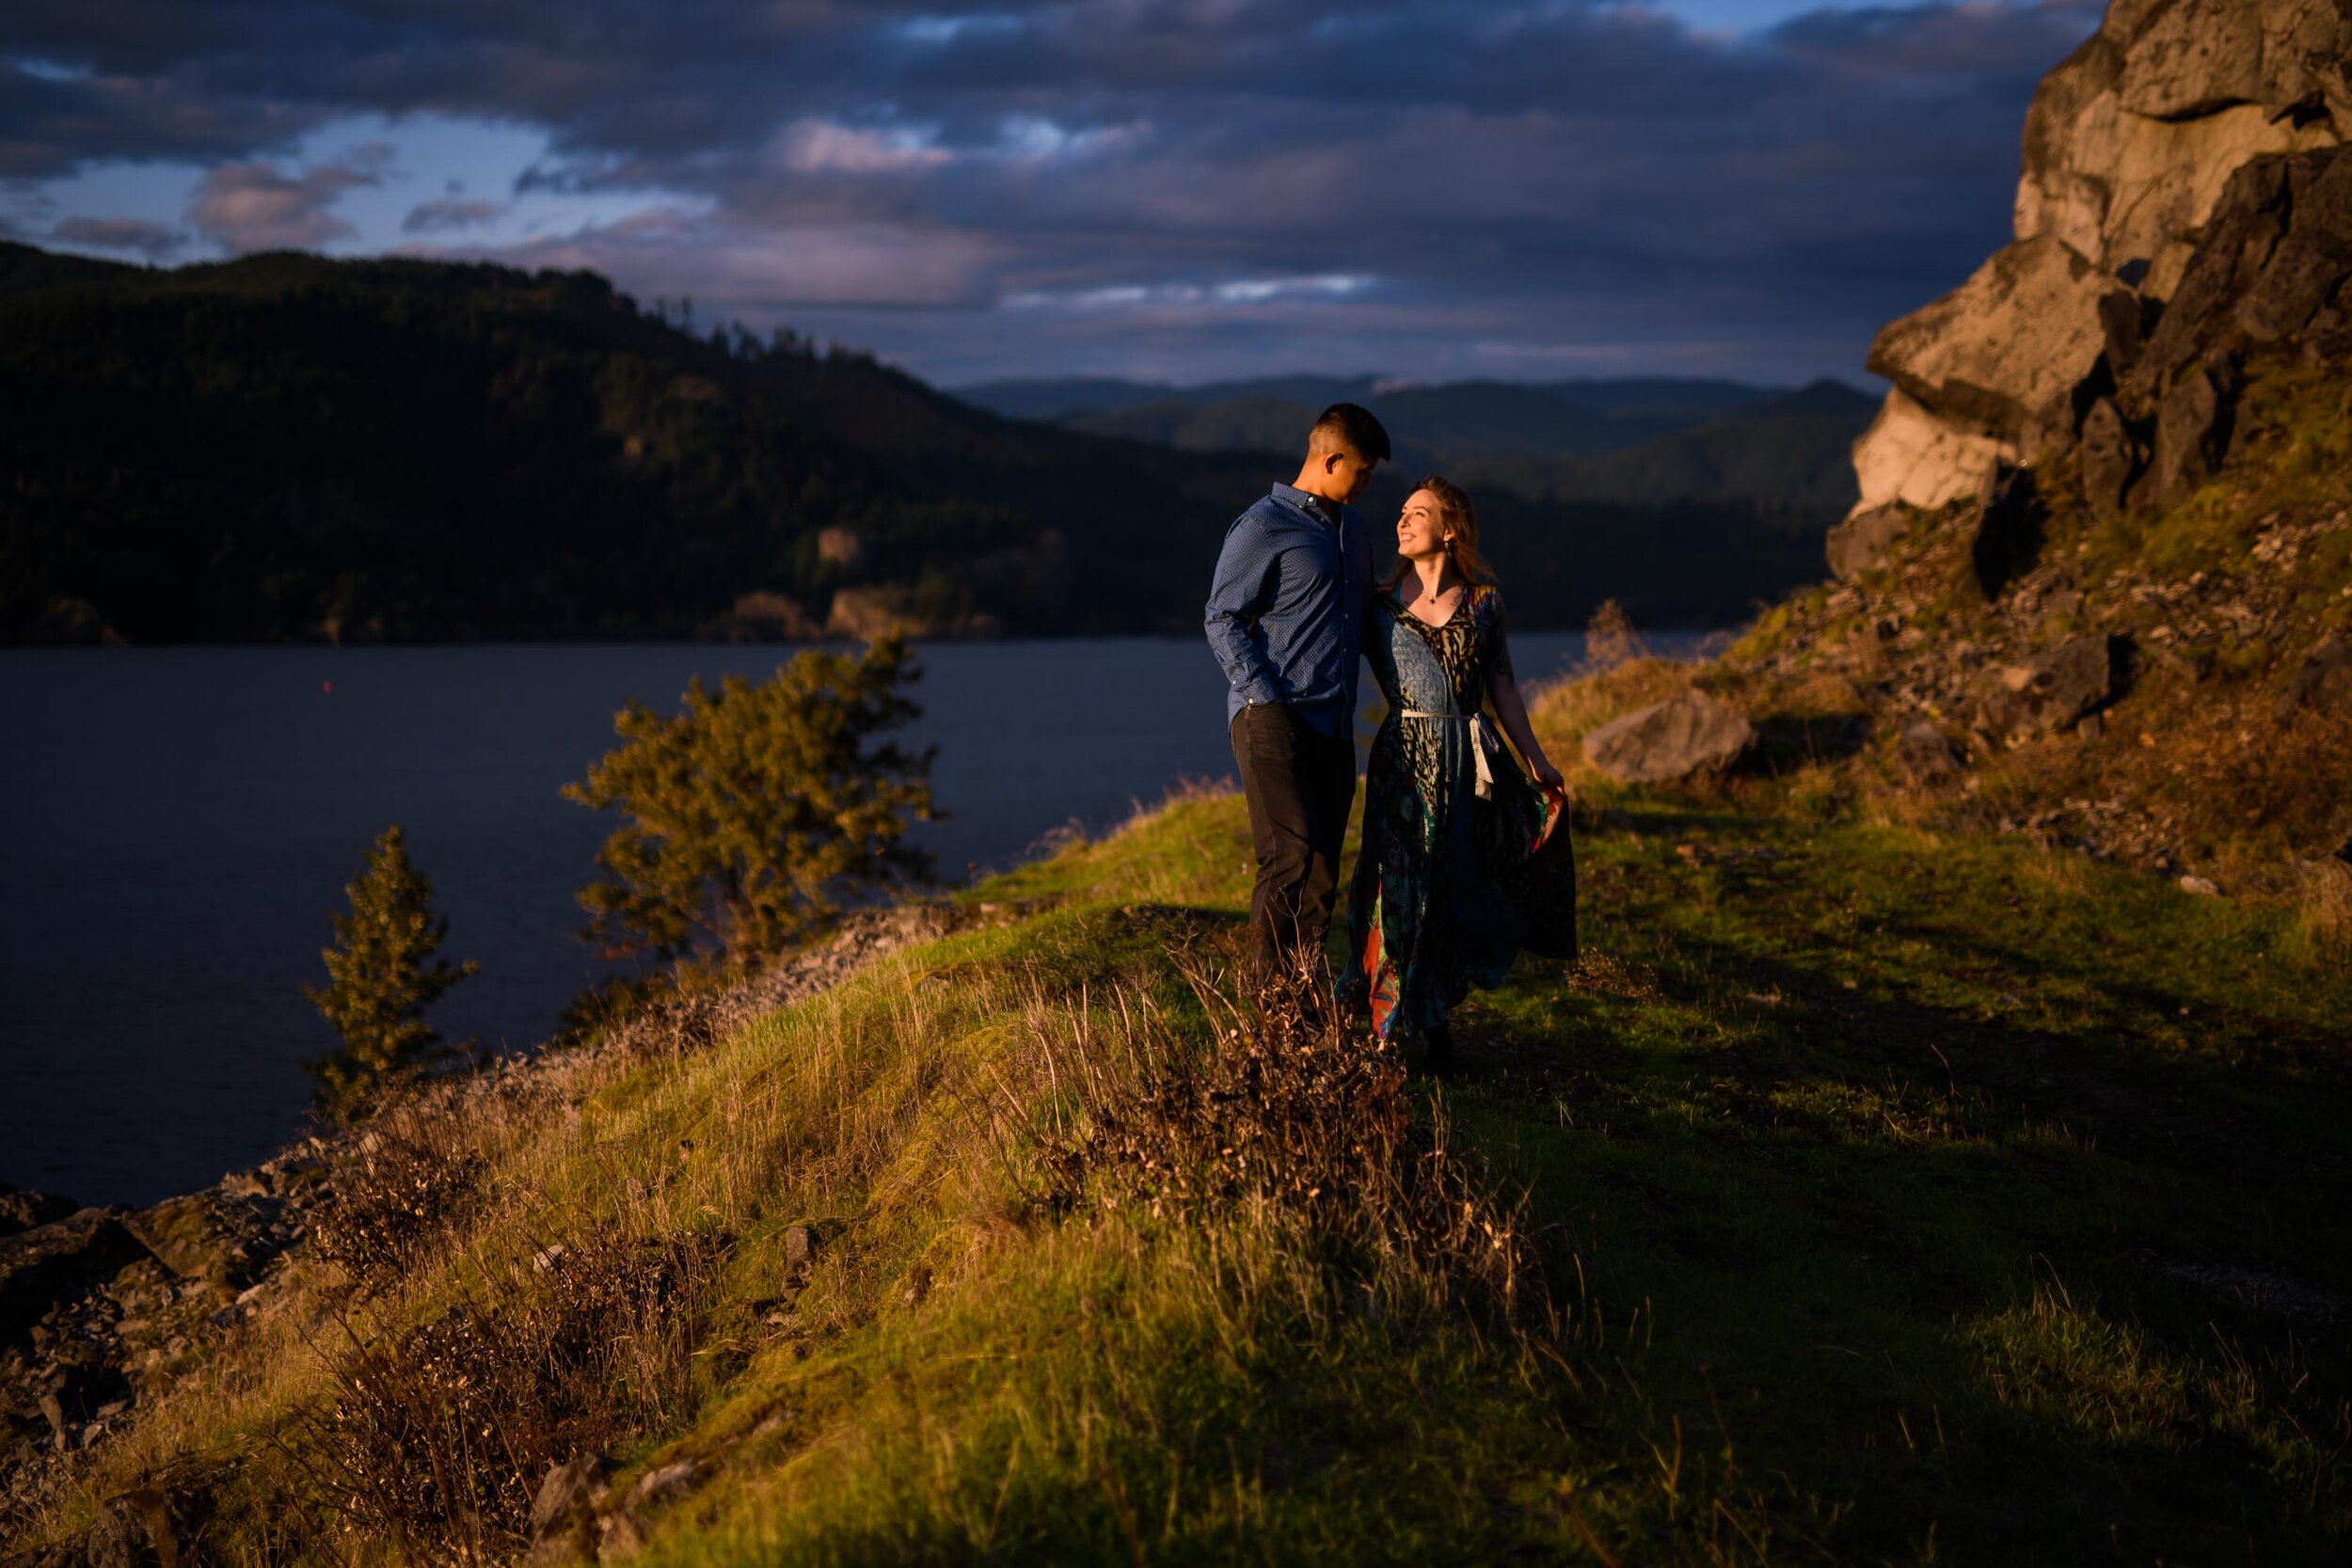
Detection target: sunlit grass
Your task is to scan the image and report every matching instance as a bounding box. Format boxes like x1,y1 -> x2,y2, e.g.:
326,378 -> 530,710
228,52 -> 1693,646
22,786 -> 2352,1565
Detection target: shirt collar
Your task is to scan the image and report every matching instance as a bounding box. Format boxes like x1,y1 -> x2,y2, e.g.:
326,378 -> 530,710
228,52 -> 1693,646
1271,483 -> 1345,525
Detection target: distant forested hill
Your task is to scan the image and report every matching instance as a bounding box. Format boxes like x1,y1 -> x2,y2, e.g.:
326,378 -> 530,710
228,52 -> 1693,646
0,243 -> 1269,642
1,245 -> 1849,641
957,372 -> 1878,518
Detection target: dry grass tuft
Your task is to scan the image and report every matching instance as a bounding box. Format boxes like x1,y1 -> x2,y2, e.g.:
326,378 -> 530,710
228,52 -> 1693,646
2293,853 -> 2352,968
282,1230 -> 711,1563
1047,964 -> 1538,1326
309,1105 -> 488,1291
1581,598 -> 1650,676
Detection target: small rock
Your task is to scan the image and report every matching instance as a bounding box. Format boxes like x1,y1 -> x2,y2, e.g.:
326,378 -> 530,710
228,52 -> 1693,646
631,1459 -> 698,1507
782,1225 -> 815,1266
1976,635 -> 2123,745
38,1389 -> 69,1445
2180,875 -> 2221,897
530,1454 -> 611,1540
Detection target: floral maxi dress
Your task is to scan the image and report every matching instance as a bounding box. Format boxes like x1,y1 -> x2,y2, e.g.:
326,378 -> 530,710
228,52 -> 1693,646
1338,583 -> 1577,1041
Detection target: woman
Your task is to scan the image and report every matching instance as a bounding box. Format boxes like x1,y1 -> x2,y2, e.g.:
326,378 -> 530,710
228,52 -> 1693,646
1337,476 -> 1576,1072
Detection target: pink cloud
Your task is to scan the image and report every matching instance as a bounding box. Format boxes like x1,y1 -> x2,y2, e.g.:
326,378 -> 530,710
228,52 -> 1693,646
188,144 -> 389,252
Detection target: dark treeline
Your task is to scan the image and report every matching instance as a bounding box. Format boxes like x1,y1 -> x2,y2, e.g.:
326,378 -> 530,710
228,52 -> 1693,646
1,243 -> 1832,641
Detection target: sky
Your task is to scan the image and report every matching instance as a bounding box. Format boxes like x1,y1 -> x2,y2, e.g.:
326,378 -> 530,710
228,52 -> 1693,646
0,0 -> 2106,388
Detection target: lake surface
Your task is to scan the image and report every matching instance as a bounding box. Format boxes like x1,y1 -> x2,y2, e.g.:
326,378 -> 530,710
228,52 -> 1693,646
0,633 -> 1708,1205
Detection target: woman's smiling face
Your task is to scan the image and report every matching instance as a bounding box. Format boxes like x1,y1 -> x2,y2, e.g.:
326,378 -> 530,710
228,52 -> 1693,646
1397,488 -> 1450,562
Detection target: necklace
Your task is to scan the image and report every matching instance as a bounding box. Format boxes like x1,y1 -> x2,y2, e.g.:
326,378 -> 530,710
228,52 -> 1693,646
1403,578 -> 1462,627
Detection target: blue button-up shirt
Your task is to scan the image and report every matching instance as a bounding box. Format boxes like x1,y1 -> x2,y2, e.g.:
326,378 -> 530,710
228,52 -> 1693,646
1204,483 -> 1371,737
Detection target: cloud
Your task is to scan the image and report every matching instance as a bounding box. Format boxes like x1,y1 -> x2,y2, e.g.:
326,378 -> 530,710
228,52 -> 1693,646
401,197 -> 502,232
1,1 -> 2110,380
50,214 -> 183,255
186,143 -> 389,251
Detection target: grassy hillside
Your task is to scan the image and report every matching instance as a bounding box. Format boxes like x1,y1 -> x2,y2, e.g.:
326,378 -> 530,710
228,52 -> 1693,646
15,768 -> 2348,1563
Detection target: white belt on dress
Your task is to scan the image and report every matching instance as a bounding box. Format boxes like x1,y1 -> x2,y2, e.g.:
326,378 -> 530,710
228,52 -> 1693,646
1396,709 -> 1497,799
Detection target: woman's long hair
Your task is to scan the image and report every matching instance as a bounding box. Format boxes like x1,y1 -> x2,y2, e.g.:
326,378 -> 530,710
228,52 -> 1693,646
1380,475 -> 1499,591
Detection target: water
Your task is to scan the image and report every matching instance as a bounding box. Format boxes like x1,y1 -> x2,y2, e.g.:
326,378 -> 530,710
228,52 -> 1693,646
0,633 -> 1707,1205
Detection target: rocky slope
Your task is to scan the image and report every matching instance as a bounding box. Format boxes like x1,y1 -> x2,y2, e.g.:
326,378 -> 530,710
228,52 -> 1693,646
1576,0 -> 2352,892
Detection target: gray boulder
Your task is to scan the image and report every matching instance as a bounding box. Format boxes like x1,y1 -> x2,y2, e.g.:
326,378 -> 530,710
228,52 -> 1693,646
1825,505 -> 1907,580
1977,635 -> 2125,744
1582,690 -> 1756,784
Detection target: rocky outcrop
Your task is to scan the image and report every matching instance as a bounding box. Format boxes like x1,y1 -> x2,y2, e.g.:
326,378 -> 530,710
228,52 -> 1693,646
1865,235 -> 2109,450
2123,146 -> 2352,403
1582,690 -> 1756,784
1844,0 -> 2352,528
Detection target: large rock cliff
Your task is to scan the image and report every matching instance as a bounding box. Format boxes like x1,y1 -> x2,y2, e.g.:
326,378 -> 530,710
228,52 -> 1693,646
1846,0 -> 2352,520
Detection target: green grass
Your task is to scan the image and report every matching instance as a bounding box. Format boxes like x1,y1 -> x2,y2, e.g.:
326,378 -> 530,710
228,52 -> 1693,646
30,794 -> 2352,1566
573,798 -> 2352,1564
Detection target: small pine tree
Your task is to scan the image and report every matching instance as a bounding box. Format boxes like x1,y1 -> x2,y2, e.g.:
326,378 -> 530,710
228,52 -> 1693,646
563,633 -> 937,977
304,825 -> 477,1112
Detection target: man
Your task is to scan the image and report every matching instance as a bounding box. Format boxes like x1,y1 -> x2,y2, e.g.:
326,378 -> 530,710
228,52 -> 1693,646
1204,402 -> 1390,983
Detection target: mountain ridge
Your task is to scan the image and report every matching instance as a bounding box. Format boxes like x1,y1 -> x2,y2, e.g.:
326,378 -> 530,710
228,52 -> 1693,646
0,242 -> 1855,641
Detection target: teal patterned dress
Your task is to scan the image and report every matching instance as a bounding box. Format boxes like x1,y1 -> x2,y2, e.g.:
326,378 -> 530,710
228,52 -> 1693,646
1338,582 -> 1576,1040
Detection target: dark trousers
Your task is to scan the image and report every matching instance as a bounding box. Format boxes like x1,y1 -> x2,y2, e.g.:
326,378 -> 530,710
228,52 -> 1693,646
1231,703 -> 1358,983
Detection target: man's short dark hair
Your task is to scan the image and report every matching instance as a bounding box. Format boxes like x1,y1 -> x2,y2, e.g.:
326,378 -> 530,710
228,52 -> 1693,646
1311,402 -> 1391,463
